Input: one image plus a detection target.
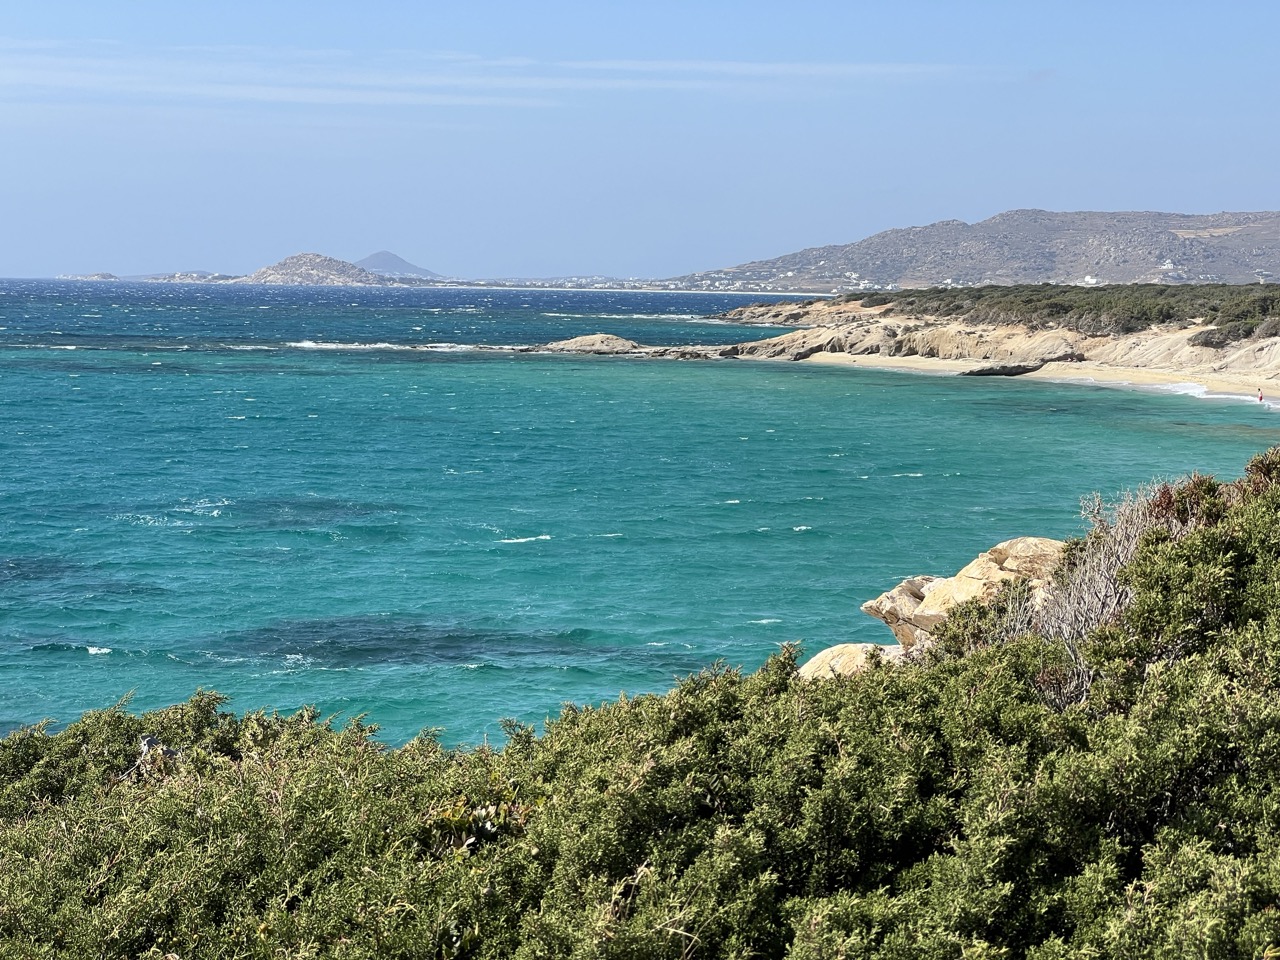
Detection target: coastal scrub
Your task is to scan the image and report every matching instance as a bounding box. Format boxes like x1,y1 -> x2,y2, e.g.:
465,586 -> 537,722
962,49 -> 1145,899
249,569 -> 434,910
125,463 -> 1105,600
6,452 -> 1280,957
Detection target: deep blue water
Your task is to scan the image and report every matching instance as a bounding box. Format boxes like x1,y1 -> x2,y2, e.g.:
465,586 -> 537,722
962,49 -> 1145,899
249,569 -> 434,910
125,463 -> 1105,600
3,281 -> 1278,744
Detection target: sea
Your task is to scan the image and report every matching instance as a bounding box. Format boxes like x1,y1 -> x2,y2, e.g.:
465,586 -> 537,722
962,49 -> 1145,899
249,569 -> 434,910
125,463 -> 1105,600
2,281 -> 1277,745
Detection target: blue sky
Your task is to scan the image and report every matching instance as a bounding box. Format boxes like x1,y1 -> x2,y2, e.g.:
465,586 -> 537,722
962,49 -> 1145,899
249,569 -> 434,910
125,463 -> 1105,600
3,1 -> 1277,278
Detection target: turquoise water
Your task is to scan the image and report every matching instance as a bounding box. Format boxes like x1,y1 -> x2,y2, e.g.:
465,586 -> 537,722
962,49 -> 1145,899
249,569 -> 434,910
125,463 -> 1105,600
3,282 -> 1278,743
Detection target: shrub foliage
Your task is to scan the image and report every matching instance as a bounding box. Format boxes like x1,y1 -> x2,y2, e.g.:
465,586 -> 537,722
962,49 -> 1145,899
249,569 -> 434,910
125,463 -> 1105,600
8,450 -> 1280,957
853,283 -> 1280,342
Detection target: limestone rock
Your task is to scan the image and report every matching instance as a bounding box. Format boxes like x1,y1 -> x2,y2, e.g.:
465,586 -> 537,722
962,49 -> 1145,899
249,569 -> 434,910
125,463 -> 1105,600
857,575 -> 940,649
988,536 -> 1064,579
862,537 -> 1064,641
797,642 -> 906,680
543,334 -> 643,354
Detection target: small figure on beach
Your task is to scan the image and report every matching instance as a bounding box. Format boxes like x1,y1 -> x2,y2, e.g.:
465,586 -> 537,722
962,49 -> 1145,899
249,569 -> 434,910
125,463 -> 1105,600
1260,389 -> 1266,403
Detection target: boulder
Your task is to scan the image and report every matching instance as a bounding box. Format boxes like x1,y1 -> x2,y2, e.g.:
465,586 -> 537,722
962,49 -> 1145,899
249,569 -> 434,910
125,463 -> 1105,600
857,575 -> 940,649
543,334 -> 644,354
797,642 -> 906,680
862,537 -> 1063,641
988,536 -> 1064,579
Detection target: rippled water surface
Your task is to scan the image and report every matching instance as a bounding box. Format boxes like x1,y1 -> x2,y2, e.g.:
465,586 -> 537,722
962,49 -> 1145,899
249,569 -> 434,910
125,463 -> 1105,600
3,281 -> 1277,743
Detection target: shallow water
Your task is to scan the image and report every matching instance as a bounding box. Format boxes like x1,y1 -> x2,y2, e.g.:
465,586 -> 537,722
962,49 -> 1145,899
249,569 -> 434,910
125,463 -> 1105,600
2,282 -> 1277,743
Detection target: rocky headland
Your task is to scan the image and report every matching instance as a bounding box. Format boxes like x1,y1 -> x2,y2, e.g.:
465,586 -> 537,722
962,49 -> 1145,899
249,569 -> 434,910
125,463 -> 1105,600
540,293 -> 1280,399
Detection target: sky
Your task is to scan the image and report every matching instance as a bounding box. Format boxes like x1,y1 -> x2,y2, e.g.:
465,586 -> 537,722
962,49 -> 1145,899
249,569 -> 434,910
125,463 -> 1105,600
2,1 -> 1278,279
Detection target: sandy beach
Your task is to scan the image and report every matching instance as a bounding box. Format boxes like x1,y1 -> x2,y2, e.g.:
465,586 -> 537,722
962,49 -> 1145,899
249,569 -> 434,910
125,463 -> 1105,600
545,305 -> 1280,408
699,301 -> 1280,406
798,351 -> 1278,403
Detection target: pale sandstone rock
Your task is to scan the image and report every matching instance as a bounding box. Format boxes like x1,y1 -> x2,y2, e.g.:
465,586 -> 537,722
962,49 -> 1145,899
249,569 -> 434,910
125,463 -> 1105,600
857,575 -> 940,649
797,642 -> 906,680
543,334 -> 643,354
988,536 -> 1064,579
862,537 -> 1064,640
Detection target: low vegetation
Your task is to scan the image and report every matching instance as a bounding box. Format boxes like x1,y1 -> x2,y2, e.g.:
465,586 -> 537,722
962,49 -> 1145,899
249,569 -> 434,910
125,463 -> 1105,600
853,283 -> 1280,343
7,450 -> 1280,957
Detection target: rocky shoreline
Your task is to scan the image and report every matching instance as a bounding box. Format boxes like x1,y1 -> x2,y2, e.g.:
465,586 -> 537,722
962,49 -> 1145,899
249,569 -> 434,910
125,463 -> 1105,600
537,298 -> 1280,400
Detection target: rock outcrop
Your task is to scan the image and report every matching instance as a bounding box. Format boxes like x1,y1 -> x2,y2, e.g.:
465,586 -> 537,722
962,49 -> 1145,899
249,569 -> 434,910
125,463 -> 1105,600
862,537 -> 1063,641
857,576 -> 940,649
797,536 -> 1064,680
543,334 -> 645,354
797,642 -> 906,680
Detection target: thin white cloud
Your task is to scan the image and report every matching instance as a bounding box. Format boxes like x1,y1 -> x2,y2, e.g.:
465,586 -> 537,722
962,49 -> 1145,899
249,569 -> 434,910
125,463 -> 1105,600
0,40 -> 960,111
559,59 -> 953,79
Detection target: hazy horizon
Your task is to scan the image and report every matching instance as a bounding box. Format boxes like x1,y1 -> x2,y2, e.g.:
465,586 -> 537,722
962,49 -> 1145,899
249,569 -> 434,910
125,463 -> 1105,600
4,0 -> 1278,279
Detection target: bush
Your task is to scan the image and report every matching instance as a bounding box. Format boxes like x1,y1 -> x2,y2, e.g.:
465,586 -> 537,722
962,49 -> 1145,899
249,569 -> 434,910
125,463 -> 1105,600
7,455 -> 1280,956
850,283 -> 1280,344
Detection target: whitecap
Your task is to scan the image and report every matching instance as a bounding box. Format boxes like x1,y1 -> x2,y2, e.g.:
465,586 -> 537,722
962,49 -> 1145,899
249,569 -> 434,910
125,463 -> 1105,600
87,646 -> 112,655
793,525 -> 812,532
748,619 -> 782,625
112,513 -> 190,527
1156,382 -> 1209,397
498,535 -> 552,543
892,473 -> 924,478
287,340 -> 412,351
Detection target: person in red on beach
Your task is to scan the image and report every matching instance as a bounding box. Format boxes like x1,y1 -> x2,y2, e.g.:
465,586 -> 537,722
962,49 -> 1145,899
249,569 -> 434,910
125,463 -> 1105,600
1261,389 -> 1266,403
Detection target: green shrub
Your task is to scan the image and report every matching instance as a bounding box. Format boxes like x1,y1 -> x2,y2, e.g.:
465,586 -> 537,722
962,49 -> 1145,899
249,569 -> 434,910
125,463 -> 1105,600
850,283 -> 1280,344
8,456 -> 1280,956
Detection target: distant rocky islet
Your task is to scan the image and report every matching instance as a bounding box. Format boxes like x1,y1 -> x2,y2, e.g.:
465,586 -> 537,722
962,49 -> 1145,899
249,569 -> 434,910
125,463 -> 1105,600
59,208 -> 1280,294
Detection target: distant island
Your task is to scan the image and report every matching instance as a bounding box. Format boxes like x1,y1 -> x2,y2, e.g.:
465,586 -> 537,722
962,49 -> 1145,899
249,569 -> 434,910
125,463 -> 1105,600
57,209 -> 1280,294
354,250 -> 442,279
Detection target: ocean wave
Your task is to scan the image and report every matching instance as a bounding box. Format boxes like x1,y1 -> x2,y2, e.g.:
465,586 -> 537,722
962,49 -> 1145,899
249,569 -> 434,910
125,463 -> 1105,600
287,340 -> 419,351
539,312 -> 705,321
1156,383 -> 1269,406
111,513 -> 192,527
172,497 -> 233,517
28,642 -> 116,656
284,339 -> 492,353
498,534 -> 552,543
1155,382 -> 1208,397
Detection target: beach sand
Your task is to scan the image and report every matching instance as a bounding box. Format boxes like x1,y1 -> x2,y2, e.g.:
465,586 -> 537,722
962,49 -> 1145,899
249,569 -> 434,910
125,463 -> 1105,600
794,351 -> 1276,403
